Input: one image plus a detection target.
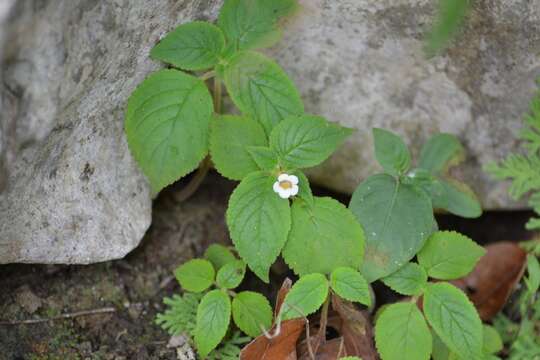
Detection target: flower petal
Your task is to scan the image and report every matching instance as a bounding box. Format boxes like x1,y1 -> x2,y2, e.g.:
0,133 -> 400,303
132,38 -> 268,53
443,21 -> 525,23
273,181 -> 281,194
289,175 -> 299,185
290,185 -> 299,196
278,173 -> 289,182
278,188 -> 290,199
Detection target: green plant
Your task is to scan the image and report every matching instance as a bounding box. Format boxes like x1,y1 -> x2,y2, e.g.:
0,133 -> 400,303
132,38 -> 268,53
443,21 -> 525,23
125,0 -> 492,358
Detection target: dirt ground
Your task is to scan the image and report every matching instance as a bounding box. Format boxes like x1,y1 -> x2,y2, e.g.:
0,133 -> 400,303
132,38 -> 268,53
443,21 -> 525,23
0,172 -> 534,359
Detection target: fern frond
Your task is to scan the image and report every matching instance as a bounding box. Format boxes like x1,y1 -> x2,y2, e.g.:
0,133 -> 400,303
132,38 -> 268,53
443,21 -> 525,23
486,155 -> 540,199
207,331 -> 251,360
155,292 -> 202,336
521,94 -> 540,155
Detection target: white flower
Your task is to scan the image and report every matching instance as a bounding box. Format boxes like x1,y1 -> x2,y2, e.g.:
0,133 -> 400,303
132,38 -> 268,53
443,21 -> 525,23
273,173 -> 299,199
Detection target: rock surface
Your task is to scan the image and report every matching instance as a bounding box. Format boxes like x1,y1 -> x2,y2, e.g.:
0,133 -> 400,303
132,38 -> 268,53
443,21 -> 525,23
1,0 -> 538,263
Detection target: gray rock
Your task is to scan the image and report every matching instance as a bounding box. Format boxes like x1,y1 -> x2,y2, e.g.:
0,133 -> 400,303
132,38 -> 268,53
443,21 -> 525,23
0,0 -> 538,264
268,0 -> 540,208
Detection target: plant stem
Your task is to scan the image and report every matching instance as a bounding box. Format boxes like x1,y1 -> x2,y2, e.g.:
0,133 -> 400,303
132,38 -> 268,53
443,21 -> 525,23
174,77 -> 221,203
200,70 -> 215,81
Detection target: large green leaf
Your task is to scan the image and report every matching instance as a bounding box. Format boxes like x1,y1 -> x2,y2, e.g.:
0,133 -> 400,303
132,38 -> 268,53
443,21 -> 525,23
375,302 -> 432,360
150,22 -> 225,70
226,172 -> 291,282
418,133 -> 464,174
280,273 -> 329,320
209,115 -> 268,180
218,0 -> 297,51
125,69 -> 213,193
223,51 -> 304,136
372,128 -> 411,176
232,291 -> 273,337
349,174 -> 435,282
270,115 -> 353,169
195,290 -> 231,358
330,267 -> 371,306
424,0 -> 471,57
282,197 -> 365,276
381,262 -> 427,296
175,259 -> 215,293
423,283 -> 484,360
247,146 -> 279,171
417,231 -> 485,280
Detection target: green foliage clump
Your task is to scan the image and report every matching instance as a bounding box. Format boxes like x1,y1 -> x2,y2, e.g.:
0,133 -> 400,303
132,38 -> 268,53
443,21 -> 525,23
487,82 -> 540,229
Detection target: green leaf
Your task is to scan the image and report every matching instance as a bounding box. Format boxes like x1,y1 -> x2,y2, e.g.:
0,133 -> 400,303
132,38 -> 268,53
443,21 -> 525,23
290,170 -> 314,206
349,174 -> 435,282
232,291 -> 273,337
417,231 -> 485,280
223,51 -> 304,136
372,128 -> 411,176
226,171 -> 291,282
525,254 -> 540,294
280,273 -> 329,320
216,260 -> 246,289
424,0 -> 471,57
330,267 -> 371,306
433,179 -> 482,218
204,244 -> 236,271
269,115 -> 353,169
150,22 -> 225,70
375,302 -> 432,360
247,146 -> 279,171
282,197 -> 365,276
210,115 -> 268,180
483,325 -> 503,355
218,0 -> 297,51
418,133 -> 465,174
381,262 -> 427,296
175,259 -> 215,293
423,282 -> 483,360
432,332 -> 452,360
125,69 -> 213,193
195,290 -> 232,358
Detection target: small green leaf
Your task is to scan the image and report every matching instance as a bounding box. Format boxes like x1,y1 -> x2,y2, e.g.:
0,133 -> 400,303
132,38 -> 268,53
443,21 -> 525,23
210,115 -> 268,180
204,244 -> 236,271
381,262 -> 427,296
483,325 -> 503,355
417,231 -> 485,280
424,0 -> 471,57
282,197 -> 365,276
226,172 -> 291,282
423,282 -> 483,360
290,170 -> 314,206
433,179 -> 482,218
375,302 -> 432,360
270,115 -> 353,169
340,357 -> 363,360
175,259 -> 215,293
330,267 -> 371,306
280,273 -> 329,320
223,51 -> 304,136
372,128 -> 411,176
349,174 -> 435,282
216,260 -> 246,289
418,133 -> 465,174
218,0 -> 297,51
150,22 -> 225,70
232,291 -> 273,337
195,290 -> 231,358
125,69 -> 213,193
525,254 -> 540,294
247,146 -> 279,171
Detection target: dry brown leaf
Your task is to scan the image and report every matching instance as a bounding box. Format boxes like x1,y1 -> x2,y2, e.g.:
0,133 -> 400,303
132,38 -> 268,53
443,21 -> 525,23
452,242 -> 527,321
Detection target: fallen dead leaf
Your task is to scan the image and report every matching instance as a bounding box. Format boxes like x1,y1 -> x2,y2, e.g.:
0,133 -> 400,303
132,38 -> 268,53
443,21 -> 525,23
452,242 -> 527,321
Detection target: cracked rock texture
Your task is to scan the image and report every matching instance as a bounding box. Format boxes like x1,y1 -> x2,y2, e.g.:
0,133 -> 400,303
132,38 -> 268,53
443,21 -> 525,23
0,0 -> 538,263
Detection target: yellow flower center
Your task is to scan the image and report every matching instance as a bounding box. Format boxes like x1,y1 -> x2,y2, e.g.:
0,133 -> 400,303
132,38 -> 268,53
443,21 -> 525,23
279,180 -> 293,190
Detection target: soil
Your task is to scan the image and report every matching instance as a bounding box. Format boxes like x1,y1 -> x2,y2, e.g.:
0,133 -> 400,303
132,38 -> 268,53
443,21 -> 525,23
0,172 -> 534,359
